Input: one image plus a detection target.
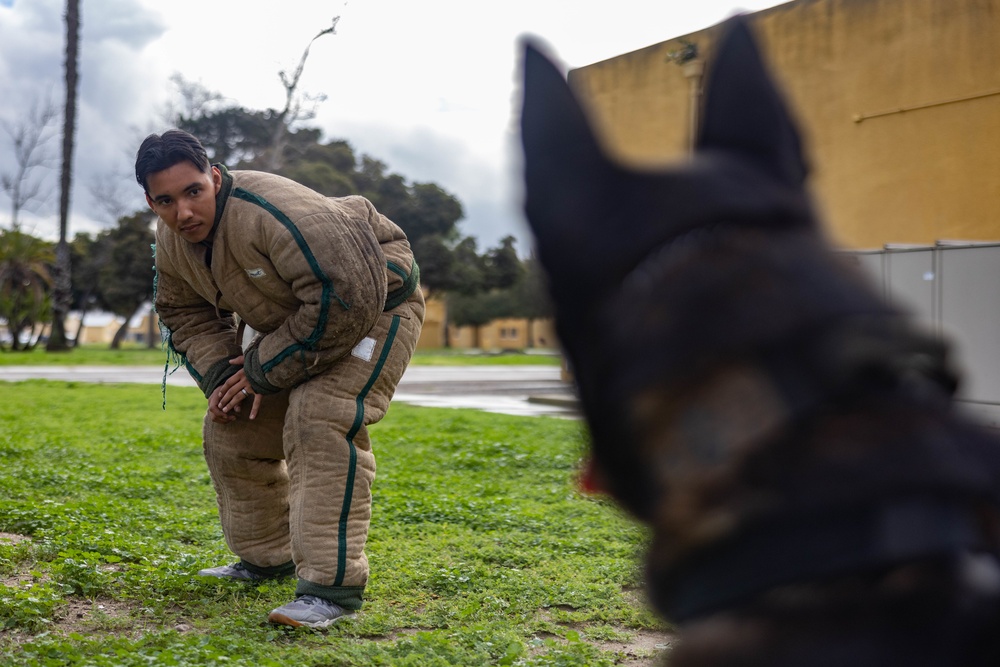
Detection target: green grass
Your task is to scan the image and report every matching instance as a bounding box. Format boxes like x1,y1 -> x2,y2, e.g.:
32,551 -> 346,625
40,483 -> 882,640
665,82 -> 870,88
0,346 -> 562,367
0,344 -> 169,366
0,381 -> 664,666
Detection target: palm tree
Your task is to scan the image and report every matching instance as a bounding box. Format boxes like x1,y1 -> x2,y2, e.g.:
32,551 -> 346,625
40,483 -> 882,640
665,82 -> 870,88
47,0 -> 80,351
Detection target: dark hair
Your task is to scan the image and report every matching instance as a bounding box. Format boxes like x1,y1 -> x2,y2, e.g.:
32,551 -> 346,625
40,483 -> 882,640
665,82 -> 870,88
134,129 -> 211,193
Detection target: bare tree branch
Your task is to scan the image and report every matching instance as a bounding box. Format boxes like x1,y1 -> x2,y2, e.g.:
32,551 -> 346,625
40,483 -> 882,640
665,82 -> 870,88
87,170 -> 134,225
166,74 -> 227,123
0,94 -> 58,230
266,16 -> 340,170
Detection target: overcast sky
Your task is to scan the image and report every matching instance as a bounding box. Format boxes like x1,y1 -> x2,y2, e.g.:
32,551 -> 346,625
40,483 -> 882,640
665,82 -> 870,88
0,0 -> 788,250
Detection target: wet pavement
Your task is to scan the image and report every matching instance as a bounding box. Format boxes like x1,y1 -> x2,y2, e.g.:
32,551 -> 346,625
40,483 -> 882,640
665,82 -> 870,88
391,366 -> 579,417
0,365 -> 580,418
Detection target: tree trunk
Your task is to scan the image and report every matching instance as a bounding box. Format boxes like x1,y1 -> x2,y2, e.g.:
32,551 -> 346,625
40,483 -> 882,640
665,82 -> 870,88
47,0 -> 80,352
111,317 -> 132,350
73,308 -> 86,347
9,324 -> 24,351
24,321 -> 42,350
146,303 -> 157,348
111,302 -> 144,349
47,240 -> 71,350
442,297 -> 451,348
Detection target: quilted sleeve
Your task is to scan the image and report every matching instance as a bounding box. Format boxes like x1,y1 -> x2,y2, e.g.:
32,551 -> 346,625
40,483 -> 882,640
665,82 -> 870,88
154,245 -> 242,397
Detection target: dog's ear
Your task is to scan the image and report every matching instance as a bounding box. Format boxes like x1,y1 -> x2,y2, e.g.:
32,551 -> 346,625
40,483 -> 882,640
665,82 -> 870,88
519,39 -> 616,276
520,40 -> 610,190
696,16 -> 808,188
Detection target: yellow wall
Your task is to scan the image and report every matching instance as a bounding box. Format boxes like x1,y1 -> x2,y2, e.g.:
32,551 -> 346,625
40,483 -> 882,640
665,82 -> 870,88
478,318 -> 529,350
569,0 -> 1000,249
446,318 -> 557,351
76,322 -> 115,345
416,290 -> 446,350
529,319 -> 558,349
447,324 -> 478,349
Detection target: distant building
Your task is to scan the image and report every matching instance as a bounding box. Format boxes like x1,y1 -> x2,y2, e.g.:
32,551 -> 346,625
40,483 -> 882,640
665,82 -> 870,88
419,291 -> 557,352
63,304 -> 159,346
448,317 -> 557,352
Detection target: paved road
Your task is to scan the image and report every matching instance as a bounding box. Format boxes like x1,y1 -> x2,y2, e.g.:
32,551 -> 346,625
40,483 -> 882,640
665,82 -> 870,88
0,365 -> 580,418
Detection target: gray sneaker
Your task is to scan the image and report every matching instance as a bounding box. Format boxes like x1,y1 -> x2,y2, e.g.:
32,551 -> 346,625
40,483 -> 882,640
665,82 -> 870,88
267,595 -> 354,628
197,561 -> 272,581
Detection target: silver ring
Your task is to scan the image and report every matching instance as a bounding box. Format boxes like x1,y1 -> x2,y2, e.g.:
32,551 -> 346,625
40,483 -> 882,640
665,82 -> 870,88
241,388 -> 249,396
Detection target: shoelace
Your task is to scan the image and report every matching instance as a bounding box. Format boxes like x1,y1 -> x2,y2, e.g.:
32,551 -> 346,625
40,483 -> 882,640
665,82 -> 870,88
299,595 -> 331,607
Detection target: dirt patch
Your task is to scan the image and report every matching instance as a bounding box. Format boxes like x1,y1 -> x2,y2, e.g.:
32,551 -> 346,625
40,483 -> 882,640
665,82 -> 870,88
2,572 -> 33,588
53,598 -> 137,635
0,533 -> 33,587
533,602 -> 675,666
0,597 -> 163,650
53,598 -> 202,639
595,628 -> 675,666
524,626 -> 674,666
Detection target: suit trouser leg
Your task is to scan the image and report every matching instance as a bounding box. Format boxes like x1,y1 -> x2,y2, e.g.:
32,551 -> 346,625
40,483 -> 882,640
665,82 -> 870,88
289,298 -> 423,610
202,389 -> 293,571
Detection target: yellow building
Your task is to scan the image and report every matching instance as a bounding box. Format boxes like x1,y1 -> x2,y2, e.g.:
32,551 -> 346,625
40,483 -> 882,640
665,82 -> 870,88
418,290 -> 557,351
62,308 -> 160,346
569,0 -> 1000,249
449,317 -> 558,351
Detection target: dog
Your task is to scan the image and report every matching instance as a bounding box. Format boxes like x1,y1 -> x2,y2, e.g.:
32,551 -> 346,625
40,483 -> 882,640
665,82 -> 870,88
520,16 -> 1000,666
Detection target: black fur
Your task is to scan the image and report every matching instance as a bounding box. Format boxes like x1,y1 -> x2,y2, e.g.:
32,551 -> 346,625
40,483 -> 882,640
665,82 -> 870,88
521,16 -> 1000,664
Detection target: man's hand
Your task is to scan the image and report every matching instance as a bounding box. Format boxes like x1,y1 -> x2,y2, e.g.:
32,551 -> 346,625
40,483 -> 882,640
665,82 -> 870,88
209,355 -> 262,423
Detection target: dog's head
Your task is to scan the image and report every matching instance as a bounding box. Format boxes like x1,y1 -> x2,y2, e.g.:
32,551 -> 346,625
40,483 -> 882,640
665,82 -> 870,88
520,17 -> 952,525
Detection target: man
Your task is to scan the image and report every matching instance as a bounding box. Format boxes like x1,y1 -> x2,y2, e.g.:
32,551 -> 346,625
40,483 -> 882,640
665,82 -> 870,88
135,129 -> 424,628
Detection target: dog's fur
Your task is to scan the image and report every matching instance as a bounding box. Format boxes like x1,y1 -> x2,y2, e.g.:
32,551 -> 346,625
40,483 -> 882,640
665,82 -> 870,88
520,17 -> 1000,665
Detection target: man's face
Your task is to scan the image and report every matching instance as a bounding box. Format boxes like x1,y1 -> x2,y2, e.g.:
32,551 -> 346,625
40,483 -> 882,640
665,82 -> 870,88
145,162 -> 222,244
